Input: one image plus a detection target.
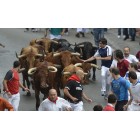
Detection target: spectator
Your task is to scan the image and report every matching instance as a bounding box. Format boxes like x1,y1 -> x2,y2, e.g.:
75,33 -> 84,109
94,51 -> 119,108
103,94 -> 117,111
129,28 -> 136,41
110,67 -> 131,111
123,47 -> 139,63
3,60 -> 30,111
124,71 -> 140,111
39,89 -> 72,111
93,104 -> 103,111
123,28 -> 129,40
64,70 -> 92,111
44,28 -> 65,39
0,96 -> 14,111
117,28 -> 125,39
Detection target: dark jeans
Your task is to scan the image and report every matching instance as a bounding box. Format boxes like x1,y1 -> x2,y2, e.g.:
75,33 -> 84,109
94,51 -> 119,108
129,28 -> 136,41
118,28 -> 125,35
123,28 -> 129,38
115,100 -> 128,111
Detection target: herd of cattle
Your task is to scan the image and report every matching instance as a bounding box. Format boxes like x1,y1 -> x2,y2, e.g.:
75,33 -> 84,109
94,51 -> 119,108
2,38 -> 101,110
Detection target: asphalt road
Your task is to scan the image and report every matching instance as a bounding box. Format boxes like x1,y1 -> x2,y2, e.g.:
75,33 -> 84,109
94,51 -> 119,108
0,28 -> 140,111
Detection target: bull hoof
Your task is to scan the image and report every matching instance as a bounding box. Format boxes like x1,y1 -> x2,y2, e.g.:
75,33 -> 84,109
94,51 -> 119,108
26,92 -> 31,96
83,80 -> 89,85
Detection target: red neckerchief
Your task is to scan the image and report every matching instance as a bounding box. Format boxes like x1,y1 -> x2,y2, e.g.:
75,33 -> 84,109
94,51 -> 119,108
48,97 -> 58,104
68,74 -> 80,82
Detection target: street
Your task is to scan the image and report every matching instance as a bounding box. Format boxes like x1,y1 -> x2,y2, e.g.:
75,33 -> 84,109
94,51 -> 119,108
0,28 -> 140,111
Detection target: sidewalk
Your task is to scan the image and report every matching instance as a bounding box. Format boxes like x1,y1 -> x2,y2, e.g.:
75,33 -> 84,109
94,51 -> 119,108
104,28 -> 140,55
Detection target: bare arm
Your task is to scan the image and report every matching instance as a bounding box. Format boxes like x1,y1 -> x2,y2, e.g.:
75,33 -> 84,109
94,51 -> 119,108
61,28 -> 65,36
82,93 -> 92,102
95,56 -> 112,60
84,56 -> 95,63
19,82 -> 30,92
123,88 -> 133,110
3,79 -> 9,92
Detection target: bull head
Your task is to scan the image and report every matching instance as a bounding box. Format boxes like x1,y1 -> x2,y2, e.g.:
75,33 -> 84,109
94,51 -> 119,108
15,52 -> 26,59
28,66 -> 57,75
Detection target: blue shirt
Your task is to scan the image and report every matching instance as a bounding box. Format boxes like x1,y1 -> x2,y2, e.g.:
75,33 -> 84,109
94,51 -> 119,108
111,77 -> 130,101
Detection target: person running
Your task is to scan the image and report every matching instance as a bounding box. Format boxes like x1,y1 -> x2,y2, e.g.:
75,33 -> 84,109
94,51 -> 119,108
83,38 -> 113,97
110,67 -> 131,111
39,89 -> 72,111
114,49 -> 130,77
63,70 -> 92,111
124,71 -> 140,111
3,60 -> 30,111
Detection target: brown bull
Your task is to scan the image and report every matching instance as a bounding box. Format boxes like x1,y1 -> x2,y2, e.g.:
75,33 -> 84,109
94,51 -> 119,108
30,38 -> 58,54
53,51 -> 81,68
28,61 -> 58,110
16,45 -> 43,96
74,63 -> 101,84
61,64 -> 88,88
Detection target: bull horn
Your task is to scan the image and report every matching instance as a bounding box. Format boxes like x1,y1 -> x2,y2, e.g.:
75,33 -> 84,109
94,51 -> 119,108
18,68 -> 26,73
48,66 -> 57,72
15,52 -> 26,59
51,40 -> 59,44
35,54 -> 44,57
91,64 -> 101,70
54,64 -> 62,68
74,63 -> 82,67
71,52 -> 80,56
53,53 -> 61,57
35,39 -> 43,43
28,67 -> 37,75
62,72 -> 71,75
84,72 -> 88,75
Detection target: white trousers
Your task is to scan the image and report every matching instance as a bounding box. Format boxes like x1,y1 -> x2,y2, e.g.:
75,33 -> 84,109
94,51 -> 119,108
69,101 -> 84,111
101,66 -> 110,93
127,103 -> 140,111
50,34 -> 62,39
4,93 -> 20,111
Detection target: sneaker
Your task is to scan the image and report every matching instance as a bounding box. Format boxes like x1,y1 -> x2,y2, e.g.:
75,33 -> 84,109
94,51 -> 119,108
101,91 -> 106,96
117,35 -> 121,38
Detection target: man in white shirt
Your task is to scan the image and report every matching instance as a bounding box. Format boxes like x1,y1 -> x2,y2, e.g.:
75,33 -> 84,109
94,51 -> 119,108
123,71 -> 140,111
123,47 -> 139,63
39,89 -> 72,111
125,63 -> 140,81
